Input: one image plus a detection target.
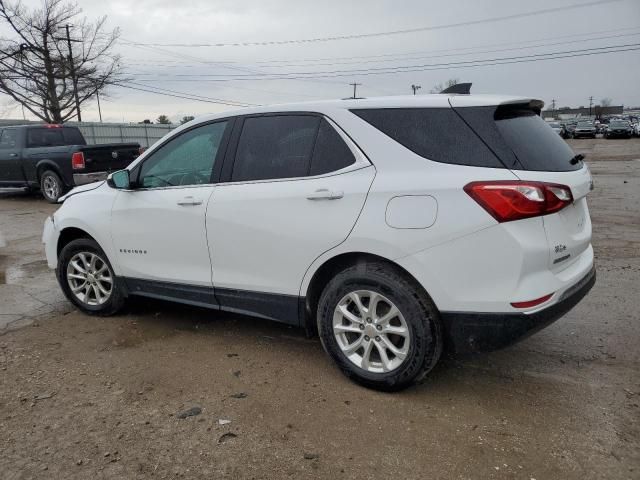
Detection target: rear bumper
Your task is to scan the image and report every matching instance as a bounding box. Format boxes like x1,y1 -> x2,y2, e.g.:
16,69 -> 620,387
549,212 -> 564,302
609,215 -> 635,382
441,265 -> 596,354
73,172 -> 108,186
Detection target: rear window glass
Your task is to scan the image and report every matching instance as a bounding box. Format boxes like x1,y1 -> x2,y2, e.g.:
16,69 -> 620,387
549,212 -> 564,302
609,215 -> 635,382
454,106 -> 580,172
27,127 -> 85,147
351,108 -> 503,168
309,119 -> 356,176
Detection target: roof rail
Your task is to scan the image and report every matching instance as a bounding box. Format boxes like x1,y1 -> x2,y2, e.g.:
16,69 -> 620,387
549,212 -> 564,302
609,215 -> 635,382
441,83 -> 472,95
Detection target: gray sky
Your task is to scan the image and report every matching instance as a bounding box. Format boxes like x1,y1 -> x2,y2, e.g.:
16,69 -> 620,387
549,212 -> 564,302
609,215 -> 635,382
3,0 -> 640,123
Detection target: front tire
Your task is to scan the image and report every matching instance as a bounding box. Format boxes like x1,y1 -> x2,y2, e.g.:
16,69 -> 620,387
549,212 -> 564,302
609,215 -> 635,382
317,262 -> 442,391
40,170 -> 65,203
56,238 -> 125,316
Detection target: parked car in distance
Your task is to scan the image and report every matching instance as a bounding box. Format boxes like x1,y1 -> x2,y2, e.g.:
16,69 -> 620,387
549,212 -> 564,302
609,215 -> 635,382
43,95 -> 596,391
572,121 -> 597,139
548,121 -> 563,136
604,120 -> 633,139
0,124 -> 141,202
562,121 -> 577,138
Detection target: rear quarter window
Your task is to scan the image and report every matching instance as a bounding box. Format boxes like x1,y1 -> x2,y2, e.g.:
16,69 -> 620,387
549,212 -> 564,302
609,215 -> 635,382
350,108 -> 503,168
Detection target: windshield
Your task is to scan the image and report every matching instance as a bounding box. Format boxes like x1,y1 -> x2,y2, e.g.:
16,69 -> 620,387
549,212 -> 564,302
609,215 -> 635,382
549,122 -> 560,128
577,122 -> 593,127
610,121 -> 628,127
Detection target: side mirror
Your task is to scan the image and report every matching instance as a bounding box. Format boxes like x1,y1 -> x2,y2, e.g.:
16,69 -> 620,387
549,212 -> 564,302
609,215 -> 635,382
107,170 -> 131,189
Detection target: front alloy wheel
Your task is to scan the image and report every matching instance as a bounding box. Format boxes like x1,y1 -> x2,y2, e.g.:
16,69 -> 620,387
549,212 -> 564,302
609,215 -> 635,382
66,252 -> 113,306
57,238 -> 125,316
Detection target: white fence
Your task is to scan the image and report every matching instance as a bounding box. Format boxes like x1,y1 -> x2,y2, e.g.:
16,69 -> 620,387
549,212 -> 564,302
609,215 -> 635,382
0,119 -> 177,148
69,122 -> 176,148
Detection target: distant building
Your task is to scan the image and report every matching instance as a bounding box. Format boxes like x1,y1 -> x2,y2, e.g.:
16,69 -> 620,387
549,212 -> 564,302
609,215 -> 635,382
542,105 -> 624,119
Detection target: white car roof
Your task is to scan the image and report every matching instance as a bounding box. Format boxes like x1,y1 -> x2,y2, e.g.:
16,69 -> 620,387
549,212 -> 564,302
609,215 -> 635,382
189,94 -> 542,124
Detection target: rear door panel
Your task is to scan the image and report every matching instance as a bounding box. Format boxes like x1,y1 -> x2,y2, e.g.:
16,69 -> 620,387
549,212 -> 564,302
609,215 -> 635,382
206,166 -> 375,295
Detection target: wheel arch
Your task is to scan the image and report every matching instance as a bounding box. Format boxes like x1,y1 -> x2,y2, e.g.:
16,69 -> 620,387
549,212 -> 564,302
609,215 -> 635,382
36,160 -> 70,187
57,227 -> 98,256
302,251 -> 430,334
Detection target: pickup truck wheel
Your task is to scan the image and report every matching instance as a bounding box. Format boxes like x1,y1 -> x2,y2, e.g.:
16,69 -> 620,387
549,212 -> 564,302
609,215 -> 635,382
40,170 -> 64,203
317,262 -> 442,391
56,238 -> 126,316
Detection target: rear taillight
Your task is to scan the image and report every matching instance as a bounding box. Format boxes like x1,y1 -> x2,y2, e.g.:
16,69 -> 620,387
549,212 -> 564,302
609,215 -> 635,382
464,181 -> 573,223
71,151 -> 85,170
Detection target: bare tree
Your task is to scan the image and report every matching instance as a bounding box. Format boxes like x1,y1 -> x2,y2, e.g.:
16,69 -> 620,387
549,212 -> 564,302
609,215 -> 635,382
0,0 -> 125,123
600,97 -> 613,108
429,78 -> 459,94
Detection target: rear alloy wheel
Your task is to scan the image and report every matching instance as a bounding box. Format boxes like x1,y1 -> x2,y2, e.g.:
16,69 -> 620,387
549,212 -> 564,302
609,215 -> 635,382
57,238 -> 125,315
333,290 -> 410,373
317,262 -> 442,391
40,170 -> 64,203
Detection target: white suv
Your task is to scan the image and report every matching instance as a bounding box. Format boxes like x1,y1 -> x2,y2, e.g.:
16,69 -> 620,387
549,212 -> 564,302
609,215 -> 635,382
43,95 -> 596,390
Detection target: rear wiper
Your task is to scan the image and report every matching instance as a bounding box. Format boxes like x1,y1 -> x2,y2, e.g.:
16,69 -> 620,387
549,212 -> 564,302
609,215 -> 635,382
570,153 -> 585,165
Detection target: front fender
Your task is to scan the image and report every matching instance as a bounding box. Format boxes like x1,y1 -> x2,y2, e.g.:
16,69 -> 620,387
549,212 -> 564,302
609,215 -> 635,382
53,184 -> 121,274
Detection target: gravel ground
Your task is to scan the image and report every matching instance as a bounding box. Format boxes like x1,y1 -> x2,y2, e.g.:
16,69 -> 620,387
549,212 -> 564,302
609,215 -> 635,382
0,137 -> 638,479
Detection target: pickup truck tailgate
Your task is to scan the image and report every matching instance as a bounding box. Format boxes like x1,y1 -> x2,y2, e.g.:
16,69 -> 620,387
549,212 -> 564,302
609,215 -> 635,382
79,143 -> 140,173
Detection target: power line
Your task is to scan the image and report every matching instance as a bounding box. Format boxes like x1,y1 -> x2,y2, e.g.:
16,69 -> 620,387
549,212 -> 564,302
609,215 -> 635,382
120,0 -> 621,48
118,26 -> 640,67
251,26 -> 640,64
115,83 -> 257,107
255,31 -> 640,68
122,30 -> 640,78
124,43 -> 640,82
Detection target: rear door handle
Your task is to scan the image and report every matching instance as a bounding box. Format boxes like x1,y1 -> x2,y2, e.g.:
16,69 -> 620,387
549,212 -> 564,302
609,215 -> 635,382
306,189 -> 344,200
177,196 -> 203,206
9,153 -> 18,158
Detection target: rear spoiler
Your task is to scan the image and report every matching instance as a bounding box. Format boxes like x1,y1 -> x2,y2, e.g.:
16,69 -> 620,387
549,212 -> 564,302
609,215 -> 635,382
441,83 -> 472,95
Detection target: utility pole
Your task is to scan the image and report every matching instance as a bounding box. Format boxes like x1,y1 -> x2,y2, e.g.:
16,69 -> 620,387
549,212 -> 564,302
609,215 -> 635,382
349,82 -> 362,99
588,96 -> 593,117
411,84 -> 422,95
60,24 -> 82,122
96,91 -> 103,122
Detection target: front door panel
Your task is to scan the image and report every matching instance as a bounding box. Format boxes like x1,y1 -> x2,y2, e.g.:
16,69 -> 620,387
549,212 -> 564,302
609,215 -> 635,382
111,186 -> 215,286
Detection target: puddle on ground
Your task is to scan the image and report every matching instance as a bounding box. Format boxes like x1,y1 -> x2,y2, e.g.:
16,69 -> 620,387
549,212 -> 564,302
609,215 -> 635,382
2,259 -> 49,285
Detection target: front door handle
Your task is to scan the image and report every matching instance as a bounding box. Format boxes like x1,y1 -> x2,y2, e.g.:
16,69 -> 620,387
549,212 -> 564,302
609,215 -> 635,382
177,196 -> 203,206
9,153 -> 18,158
306,189 -> 344,200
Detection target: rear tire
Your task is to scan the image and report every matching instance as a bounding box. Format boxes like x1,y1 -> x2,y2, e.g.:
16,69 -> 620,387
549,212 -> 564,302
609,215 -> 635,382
317,261 -> 442,391
40,170 -> 65,203
56,238 -> 126,316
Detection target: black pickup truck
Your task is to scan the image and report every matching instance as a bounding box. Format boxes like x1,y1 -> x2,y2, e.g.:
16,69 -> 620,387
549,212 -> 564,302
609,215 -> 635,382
0,124 -> 140,202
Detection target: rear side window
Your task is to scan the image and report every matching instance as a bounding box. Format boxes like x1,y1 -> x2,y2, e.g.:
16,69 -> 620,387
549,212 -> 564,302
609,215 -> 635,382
351,108 -> 503,168
0,129 -> 18,148
454,105 -> 580,172
310,119 -> 356,176
26,127 -> 86,148
62,127 -> 86,145
232,115 -> 320,181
